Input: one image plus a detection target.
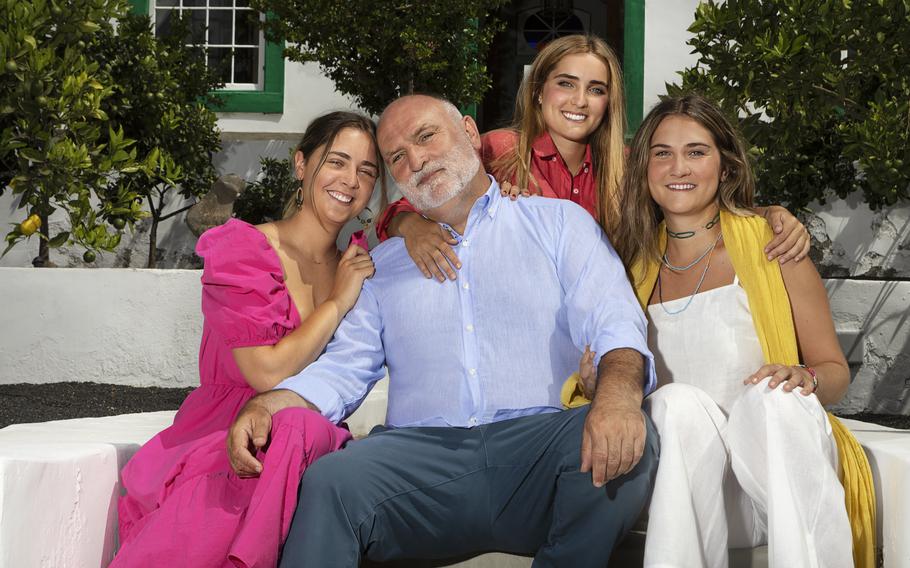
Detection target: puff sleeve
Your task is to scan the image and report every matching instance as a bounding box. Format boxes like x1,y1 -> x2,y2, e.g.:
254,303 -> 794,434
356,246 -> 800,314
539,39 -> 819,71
196,220 -> 296,348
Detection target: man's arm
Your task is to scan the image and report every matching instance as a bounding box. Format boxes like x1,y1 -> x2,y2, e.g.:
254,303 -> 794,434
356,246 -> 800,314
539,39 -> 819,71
228,389 -> 318,477
580,348 -> 645,486
227,282 -> 387,476
552,204 -> 654,487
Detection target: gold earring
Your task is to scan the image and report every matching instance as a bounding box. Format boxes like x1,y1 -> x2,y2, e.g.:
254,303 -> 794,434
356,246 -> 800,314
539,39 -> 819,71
295,187 -> 303,209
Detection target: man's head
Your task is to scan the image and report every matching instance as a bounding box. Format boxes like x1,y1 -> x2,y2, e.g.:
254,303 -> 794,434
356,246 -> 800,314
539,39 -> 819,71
377,95 -> 485,215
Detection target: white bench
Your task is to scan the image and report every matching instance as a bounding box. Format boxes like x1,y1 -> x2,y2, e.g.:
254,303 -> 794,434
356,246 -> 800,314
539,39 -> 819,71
1,410 -> 904,567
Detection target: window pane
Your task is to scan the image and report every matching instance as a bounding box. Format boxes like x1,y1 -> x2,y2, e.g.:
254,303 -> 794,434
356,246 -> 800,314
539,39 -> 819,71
233,48 -> 258,84
155,8 -> 175,37
182,0 -> 205,6
207,47 -> 232,83
156,0 -> 178,6
210,0 -> 233,5
209,10 -> 233,45
236,0 -> 249,6
189,9 -> 206,43
234,11 -> 258,46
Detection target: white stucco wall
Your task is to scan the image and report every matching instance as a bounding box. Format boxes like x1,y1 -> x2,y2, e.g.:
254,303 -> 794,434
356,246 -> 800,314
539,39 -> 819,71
218,61 -> 361,137
0,267 -> 905,414
643,0 -> 702,113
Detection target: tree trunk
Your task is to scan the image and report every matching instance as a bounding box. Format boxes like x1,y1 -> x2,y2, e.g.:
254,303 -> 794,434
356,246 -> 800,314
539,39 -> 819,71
147,215 -> 159,268
32,212 -> 50,267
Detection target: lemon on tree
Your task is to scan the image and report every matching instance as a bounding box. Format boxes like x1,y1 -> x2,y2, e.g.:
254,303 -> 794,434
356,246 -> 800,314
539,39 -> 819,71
18,214 -> 41,236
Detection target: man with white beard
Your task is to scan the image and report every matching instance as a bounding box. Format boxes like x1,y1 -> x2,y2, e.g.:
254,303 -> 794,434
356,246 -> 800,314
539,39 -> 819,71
228,94 -> 658,567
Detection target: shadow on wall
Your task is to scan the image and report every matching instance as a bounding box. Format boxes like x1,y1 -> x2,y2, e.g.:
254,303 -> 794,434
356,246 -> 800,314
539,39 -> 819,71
827,279 -> 910,415
809,193 -> 910,279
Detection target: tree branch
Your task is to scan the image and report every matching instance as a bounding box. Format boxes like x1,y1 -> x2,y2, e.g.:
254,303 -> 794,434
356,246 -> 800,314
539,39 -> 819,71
159,200 -> 197,221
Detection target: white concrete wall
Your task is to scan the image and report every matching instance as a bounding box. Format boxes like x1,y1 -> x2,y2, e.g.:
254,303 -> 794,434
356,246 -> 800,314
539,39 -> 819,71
0,267 -> 905,414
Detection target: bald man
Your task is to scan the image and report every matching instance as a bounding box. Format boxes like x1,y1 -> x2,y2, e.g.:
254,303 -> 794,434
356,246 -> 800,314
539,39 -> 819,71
228,95 -> 658,567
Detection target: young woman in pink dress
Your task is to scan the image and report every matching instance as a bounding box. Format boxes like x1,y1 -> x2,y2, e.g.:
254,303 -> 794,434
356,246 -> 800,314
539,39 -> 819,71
375,35 -> 810,279
112,111 -> 387,567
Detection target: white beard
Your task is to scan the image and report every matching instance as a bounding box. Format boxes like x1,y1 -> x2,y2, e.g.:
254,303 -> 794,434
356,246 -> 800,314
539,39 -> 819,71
398,139 -> 481,212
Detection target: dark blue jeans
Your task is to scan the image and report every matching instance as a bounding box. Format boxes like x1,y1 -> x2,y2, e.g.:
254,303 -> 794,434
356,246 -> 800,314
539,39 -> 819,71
280,406 -> 658,568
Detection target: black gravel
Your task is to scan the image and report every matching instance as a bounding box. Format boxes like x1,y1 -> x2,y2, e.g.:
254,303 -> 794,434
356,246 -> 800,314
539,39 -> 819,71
0,382 -> 193,429
0,382 -> 907,430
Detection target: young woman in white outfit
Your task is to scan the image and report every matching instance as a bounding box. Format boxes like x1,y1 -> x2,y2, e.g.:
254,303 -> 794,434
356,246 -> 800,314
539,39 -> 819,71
586,94 -> 854,568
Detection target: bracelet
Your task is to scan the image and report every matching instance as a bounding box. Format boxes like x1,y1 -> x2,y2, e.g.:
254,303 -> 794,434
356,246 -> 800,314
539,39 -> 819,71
797,364 -> 818,391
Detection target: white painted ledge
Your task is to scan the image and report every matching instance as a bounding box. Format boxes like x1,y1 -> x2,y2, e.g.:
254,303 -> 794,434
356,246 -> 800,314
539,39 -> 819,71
840,418 -> 910,568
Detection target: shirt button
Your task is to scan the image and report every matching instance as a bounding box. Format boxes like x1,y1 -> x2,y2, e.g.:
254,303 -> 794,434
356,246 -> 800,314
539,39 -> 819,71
462,282 -> 470,290
584,166 -> 589,173
462,240 -> 470,247
572,187 -> 579,194
466,324 -> 474,332
469,368 -> 477,376
469,417 -> 478,426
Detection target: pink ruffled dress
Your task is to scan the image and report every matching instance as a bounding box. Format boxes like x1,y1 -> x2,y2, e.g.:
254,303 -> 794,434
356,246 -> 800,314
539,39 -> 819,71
113,219 -> 352,567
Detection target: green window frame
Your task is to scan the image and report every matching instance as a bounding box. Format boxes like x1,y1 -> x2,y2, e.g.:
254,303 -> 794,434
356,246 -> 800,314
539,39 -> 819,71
623,0 -> 645,133
129,0 -> 284,114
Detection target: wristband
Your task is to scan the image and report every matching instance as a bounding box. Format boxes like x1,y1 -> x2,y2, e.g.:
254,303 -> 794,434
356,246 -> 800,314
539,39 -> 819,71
798,364 -> 818,391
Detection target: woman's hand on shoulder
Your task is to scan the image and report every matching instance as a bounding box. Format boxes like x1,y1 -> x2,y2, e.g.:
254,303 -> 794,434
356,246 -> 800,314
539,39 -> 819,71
578,345 -> 597,399
499,180 -> 532,200
759,205 -> 810,264
398,213 -> 461,282
328,244 -> 375,314
744,363 -> 818,396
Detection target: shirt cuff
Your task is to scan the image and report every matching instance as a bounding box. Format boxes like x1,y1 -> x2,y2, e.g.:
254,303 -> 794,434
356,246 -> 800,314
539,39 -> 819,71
590,331 -> 657,396
375,199 -> 418,241
274,374 -> 346,424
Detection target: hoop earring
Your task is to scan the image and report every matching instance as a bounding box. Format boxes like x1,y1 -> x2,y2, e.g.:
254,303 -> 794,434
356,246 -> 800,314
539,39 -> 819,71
295,187 -> 303,209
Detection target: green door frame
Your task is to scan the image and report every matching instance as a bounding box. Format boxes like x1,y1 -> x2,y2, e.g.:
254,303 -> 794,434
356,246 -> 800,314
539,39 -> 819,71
623,0 -> 645,133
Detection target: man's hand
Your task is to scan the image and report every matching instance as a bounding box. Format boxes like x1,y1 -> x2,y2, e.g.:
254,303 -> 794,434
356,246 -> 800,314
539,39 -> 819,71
227,389 -> 314,477
579,348 -> 646,487
581,399 -> 645,487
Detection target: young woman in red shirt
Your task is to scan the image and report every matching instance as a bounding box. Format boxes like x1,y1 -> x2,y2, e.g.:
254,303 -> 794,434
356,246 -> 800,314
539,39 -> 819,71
375,34 -> 809,279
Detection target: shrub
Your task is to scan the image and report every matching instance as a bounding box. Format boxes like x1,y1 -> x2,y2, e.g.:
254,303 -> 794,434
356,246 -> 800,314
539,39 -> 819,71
249,0 -> 508,115
233,157 -> 294,224
669,0 -> 910,209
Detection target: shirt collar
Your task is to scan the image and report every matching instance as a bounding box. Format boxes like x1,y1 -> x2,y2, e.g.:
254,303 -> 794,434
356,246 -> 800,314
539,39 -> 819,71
437,176 -> 501,240
531,132 -> 593,168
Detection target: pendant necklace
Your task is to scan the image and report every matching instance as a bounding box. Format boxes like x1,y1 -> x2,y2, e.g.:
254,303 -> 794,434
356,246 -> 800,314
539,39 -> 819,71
658,233 -> 723,315
662,231 -> 723,272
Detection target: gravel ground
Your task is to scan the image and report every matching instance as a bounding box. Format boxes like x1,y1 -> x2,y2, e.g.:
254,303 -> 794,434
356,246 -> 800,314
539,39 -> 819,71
0,382 -> 192,429
0,382 -> 908,430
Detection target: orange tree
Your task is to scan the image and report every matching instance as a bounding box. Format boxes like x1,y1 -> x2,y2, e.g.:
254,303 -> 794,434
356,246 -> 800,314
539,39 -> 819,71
1,0 -> 142,265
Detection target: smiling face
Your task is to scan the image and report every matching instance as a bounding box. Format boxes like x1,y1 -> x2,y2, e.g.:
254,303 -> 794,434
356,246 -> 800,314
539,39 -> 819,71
378,96 -> 482,214
294,127 -> 379,225
647,114 -> 724,220
538,52 -> 610,147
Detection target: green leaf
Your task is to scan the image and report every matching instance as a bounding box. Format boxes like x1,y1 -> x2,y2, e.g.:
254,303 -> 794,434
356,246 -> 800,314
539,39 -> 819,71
47,231 -> 69,248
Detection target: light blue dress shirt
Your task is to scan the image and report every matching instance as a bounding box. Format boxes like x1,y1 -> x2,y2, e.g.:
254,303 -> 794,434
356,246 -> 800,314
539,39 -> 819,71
277,178 -> 655,428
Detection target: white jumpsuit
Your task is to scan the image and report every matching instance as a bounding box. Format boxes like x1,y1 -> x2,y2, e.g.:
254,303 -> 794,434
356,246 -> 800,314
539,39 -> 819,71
642,278 -> 853,568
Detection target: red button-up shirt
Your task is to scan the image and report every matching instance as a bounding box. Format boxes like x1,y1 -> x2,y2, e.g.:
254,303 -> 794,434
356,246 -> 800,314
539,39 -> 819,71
376,130 -> 597,240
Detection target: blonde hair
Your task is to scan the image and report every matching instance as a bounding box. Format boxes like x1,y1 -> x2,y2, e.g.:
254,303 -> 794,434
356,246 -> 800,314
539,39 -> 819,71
614,94 -> 756,274
490,34 -> 626,234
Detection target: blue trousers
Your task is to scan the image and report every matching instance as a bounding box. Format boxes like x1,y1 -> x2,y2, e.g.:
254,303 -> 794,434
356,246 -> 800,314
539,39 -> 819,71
280,406 -> 658,567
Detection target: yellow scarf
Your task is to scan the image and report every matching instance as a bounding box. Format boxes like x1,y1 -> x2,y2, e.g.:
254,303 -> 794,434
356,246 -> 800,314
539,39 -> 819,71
561,210 -> 876,567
